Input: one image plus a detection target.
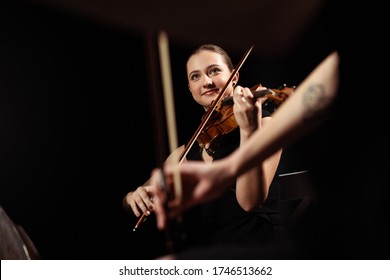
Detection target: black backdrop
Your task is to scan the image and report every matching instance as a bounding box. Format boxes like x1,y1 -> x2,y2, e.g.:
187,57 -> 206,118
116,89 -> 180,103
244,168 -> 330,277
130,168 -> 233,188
0,1 -> 333,259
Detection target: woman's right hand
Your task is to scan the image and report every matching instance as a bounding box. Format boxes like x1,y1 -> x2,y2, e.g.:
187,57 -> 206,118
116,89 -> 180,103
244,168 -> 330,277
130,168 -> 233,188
124,186 -> 156,217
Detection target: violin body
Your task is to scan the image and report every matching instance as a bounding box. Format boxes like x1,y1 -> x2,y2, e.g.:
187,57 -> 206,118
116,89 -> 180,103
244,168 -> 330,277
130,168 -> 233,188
197,105 -> 236,152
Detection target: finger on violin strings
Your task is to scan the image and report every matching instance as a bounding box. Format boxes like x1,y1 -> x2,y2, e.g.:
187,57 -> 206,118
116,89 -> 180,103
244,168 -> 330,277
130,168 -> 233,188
233,86 -> 253,104
241,87 -> 256,103
233,86 -> 244,102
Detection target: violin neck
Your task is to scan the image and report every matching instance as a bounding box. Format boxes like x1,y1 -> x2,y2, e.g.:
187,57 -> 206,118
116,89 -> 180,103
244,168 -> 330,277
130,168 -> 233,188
221,88 -> 271,106
252,88 -> 272,99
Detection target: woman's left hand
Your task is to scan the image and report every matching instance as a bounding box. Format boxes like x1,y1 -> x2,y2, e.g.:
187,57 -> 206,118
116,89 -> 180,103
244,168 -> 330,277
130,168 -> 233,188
233,85 -> 266,136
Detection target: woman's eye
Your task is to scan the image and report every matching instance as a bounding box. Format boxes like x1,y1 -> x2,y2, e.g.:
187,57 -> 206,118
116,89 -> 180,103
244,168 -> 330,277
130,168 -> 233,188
209,68 -> 221,75
190,74 -> 200,81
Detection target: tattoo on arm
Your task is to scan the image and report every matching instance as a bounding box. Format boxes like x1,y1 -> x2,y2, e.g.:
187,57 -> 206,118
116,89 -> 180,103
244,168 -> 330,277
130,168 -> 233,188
302,84 -> 332,122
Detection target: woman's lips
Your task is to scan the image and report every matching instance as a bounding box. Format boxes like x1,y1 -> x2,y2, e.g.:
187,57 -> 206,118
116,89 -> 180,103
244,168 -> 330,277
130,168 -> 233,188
202,89 -> 219,96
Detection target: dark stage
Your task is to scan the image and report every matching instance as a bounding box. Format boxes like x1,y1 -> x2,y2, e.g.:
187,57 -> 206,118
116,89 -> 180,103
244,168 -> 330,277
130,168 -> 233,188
1,1 -> 388,260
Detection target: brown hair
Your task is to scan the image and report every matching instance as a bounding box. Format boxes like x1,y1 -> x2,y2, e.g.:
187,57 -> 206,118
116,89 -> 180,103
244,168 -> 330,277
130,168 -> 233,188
189,44 -> 234,71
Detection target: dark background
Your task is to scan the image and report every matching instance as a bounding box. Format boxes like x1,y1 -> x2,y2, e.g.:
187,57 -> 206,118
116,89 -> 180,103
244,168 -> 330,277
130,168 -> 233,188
0,1 -> 333,259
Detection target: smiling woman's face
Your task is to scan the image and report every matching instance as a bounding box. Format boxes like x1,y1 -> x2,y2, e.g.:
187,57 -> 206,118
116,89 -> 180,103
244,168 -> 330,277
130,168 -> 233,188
187,50 -> 237,110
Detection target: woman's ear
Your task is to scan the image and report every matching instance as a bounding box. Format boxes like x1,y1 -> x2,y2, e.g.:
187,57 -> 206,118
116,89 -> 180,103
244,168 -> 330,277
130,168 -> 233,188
233,72 -> 240,86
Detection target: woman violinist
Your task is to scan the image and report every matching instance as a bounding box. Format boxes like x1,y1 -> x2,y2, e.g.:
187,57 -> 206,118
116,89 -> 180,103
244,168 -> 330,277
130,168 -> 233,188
123,44 -> 289,259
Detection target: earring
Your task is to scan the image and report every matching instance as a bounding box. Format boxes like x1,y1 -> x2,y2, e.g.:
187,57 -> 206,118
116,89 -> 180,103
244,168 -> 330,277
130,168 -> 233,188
232,82 -> 236,86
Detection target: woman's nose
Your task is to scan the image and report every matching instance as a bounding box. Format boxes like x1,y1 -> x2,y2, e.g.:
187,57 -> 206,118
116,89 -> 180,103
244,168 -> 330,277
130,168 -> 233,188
202,76 -> 213,87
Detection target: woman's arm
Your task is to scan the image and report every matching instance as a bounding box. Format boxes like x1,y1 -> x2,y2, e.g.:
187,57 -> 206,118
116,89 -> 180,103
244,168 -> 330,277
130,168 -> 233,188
233,86 -> 282,211
236,116 -> 282,211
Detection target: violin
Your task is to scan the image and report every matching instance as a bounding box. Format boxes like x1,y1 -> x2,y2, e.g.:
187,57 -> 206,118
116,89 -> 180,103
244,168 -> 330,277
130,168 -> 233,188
197,84 -> 295,156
